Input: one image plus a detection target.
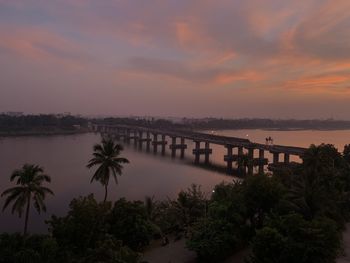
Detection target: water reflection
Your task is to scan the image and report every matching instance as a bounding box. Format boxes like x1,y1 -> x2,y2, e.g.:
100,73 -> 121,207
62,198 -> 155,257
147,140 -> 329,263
0,129 -> 349,233
0,133 -> 232,233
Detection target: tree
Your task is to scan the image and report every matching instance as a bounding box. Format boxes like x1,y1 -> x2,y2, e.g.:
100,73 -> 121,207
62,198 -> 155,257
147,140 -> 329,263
108,198 -> 155,250
343,144 -> 350,164
302,144 -> 341,176
173,184 -> 206,231
293,144 -> 350,224
249,227 -> 286,263
87,138 -> 129,202
187,218 -> 240,262
242,175 -> 285,228
47,194 -> 110,255
250,214 -> 341,263
187,183 -> 249,261
1,164 -> 54,235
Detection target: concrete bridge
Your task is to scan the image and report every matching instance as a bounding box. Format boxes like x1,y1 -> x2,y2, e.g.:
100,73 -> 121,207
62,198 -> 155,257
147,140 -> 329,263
94,124 -> 307,175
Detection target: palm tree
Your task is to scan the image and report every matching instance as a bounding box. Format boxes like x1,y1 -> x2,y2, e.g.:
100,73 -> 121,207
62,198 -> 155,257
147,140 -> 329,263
87,138 -> 129,202
1,164 -> 54,235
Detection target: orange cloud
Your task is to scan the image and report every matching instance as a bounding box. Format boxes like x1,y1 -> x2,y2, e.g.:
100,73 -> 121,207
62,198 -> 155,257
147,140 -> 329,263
174,20 -> 217,54
215,71 -> 265,85
0,26 -> 91,69
283,74 -> 350,94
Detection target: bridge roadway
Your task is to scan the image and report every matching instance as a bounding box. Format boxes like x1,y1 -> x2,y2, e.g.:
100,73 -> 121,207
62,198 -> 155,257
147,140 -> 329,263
96,124 -> 307,175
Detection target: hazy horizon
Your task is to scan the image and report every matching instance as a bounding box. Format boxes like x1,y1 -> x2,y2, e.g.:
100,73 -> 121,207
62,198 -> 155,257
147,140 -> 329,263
3,111 -> 350,122
1,0 -> 350,119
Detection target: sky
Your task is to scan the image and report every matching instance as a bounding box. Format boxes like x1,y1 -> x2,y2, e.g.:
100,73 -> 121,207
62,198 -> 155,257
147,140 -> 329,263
1,0 -> 350,119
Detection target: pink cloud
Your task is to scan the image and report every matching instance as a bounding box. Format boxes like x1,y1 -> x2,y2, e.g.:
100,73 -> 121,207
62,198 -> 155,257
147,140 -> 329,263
0,25 -> 92,69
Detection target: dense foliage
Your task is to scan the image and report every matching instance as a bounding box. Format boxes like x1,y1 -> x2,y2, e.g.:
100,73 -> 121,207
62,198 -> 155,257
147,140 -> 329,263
1,143 -> 350,262
186,143 -> 350,262
8,195 -> 145,262
0,114 -> 88,133
248,144 -> 350,263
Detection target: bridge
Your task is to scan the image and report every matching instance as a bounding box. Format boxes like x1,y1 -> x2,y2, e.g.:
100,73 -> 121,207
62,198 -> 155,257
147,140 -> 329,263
94,124 -> 307,175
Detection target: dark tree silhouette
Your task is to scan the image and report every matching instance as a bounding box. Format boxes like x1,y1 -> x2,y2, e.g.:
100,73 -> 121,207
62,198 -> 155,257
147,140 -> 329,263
1,164 -> 53,235
87,138 -> 129,202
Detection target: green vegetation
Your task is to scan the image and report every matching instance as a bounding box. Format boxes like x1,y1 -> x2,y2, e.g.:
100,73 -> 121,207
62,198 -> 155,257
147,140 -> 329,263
1,142 -> 350,262
87,138 -> 129,202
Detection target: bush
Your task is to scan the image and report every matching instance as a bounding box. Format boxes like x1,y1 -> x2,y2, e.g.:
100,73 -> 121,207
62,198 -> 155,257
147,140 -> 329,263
0,233 -> 59,263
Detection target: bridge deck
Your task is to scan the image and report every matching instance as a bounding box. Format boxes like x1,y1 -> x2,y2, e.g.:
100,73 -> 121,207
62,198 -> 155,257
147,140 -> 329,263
100,124 -> 307,156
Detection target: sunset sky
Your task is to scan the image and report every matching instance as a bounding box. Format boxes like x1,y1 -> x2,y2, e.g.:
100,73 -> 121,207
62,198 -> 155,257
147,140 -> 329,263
1,0 -> 350,119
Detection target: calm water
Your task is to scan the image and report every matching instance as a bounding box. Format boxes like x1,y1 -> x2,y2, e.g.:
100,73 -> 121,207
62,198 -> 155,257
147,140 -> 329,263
0,129 -> 349,233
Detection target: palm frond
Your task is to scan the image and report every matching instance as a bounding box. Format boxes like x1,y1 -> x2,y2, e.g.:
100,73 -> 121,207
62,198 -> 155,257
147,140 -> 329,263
33,194 -> 46,214
1,186 -> 24,197
2,188 -> 24,211
11,193 -> 28,216
87,159 -> 103,168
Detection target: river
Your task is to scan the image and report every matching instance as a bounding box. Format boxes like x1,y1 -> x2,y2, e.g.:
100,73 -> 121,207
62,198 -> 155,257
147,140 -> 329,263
0,129 -> 349,233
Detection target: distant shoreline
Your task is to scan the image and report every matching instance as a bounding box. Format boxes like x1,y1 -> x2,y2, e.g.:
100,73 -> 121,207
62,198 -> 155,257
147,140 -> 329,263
0,129 -> 91,137
199,127 -> 350,132
1,127 -> 350,138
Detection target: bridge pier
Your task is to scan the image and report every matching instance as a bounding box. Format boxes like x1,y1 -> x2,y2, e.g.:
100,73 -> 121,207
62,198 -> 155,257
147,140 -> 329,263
204,142 -> 210,163
132,130 -> 139,147
138,131 -> 152,151
224,145 -> 234,174
284,153 -> 290,164
152,133 -> 167,155
192,141 -> 212,164
152,134 -> 158,153
124,129 -> 131,143
125,130 -> 138,147
119,129 -> 127,142
272,152 -> 280,164
194,141 -> 200,163
161,134 -> 166,155
138,131 -> 143,149
180,138 -> 186,158
258,149 -> 265,174
171,137 -> 176,157
169,137 -> 187,158
146,132 -> 151,151
247,147 -> 254,175
237,146 -> 244,174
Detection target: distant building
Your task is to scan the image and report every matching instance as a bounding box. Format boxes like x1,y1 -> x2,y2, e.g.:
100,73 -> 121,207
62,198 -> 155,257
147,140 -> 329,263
56,112 -> 71,118
4,111 -> 24,117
